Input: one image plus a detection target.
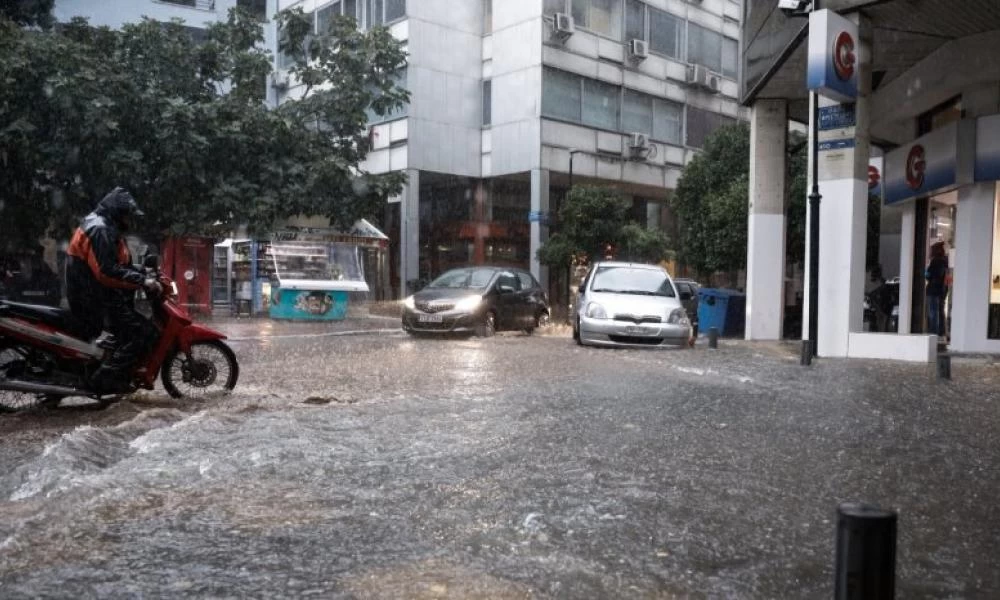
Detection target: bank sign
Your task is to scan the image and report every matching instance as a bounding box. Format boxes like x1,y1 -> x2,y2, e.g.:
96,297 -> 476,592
807,10 -> 859,103
884,123 -> 962,205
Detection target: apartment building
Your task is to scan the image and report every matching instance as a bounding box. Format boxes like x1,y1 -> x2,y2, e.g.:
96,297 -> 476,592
275,0 -> 744,299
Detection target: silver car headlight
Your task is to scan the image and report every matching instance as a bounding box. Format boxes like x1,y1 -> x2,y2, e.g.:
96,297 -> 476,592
403,295 -> 415,309
667,308 -> 689,325
585,302 -> 607,319
454,295 -> 483,312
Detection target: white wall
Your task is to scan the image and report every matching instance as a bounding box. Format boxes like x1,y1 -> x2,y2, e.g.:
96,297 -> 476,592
951,182 -> 1000,353
406,2 -> 484,177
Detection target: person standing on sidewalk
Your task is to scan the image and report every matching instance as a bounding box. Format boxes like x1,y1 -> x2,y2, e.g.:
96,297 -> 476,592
925,241 -> 948,337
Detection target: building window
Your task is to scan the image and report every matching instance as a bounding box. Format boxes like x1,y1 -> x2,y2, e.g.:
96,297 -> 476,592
622,89 -> 653,135
624,0 -> 644,41
722,37 -> 738,79
544,0 -> 621,40
160,0 -> 214,9
622,89 -> 682,145
367,0 -> 384,28
582,77 -> 619,130
542,67 -> 583,123
686,105 -> 735,148
648,6 -> 682,59
688,22 -> 723,73
237,0 -> 268,20
483,0 -> 492,33
482,80 -> 492,126
317,1 -> 341,34
278,18 -> 313,69
366,68 -> 408,124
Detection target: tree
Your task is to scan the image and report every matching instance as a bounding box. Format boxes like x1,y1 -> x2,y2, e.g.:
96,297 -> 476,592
0,0 -> 54,29
537,185 -> 670,267
671,123 -> 815,276
0,6 -> 408,249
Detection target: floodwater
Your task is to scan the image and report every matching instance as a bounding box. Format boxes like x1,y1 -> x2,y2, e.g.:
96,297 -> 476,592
1,326 -> 999,598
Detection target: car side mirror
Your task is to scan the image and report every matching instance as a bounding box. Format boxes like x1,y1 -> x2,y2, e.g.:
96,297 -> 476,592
143,255 -> 159,270
498,284 -> 515,294
680,291 -> 692,301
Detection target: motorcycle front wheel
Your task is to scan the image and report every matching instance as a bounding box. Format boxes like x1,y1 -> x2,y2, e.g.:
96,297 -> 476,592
0,345 -> 42,412
161,340 -> 239,399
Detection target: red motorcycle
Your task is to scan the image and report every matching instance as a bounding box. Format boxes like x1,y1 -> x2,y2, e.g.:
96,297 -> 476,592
0,255 -> 238,411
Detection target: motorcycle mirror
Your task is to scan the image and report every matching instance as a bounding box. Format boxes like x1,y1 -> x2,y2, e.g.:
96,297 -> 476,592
143,255 -> 159,270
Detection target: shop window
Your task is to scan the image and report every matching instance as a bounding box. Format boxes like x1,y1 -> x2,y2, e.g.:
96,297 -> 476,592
688,22 -> 723,73
990,187 -> 1000,339
648,7 -> 682,59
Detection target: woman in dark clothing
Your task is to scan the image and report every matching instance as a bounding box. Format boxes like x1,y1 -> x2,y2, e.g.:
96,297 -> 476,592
926,241 -> 948,337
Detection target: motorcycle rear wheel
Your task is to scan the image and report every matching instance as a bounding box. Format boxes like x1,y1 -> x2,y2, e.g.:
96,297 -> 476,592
161,340 -> 239,399
0,345 -> 46,412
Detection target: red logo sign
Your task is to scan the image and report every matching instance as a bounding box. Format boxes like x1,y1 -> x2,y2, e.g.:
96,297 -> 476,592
832,31 -> 856,81
868,165 -> 880,189
905,145 -> 926,190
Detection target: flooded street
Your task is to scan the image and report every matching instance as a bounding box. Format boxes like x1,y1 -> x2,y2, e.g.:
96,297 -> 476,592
1,323 -> 999,598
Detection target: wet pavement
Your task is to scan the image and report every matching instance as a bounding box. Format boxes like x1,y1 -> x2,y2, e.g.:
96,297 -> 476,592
1,317 -> 999,598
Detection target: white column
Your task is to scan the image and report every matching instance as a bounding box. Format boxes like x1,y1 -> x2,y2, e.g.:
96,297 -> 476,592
897,203 -> 915,334
401,168 -> 420,294
816,15 -> 871,357
746,99 -> 788,340
952,182 -> 1000,353
530,168 -> 550,289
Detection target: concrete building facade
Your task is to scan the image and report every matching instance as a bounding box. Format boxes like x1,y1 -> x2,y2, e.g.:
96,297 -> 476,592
742,0 -> 1000,360
276,0 -> 745,300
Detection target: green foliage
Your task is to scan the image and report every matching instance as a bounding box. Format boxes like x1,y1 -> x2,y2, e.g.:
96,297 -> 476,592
0,6 -> 408,249
0,0 -> 54,29
537,185 -> 670,266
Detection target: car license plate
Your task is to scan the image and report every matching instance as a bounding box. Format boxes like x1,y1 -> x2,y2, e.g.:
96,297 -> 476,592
418,314 -> 444,323
624,325 -> 650,335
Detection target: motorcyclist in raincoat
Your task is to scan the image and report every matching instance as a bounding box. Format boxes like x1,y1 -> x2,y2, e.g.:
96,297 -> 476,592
66,187 -> 161,393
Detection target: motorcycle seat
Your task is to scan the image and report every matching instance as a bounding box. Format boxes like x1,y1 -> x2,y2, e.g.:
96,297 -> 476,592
0,300 -> 92,341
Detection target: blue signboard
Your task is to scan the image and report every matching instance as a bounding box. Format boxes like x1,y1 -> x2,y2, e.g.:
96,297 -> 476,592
528,211 -> 549,224
819,139 -> 856,152
819,105 -> 856,131
269,288 -> 349,321
807,10 -> 859,103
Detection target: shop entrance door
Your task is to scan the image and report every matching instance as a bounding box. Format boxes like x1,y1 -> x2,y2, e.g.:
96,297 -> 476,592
914,193 -> 957,341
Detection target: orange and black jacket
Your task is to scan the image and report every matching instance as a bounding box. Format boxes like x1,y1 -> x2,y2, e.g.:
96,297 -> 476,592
66,211 -> 145,295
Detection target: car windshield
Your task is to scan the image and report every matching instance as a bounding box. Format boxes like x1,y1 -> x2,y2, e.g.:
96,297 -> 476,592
590,266 -> 675,297
427,268 -> 497,290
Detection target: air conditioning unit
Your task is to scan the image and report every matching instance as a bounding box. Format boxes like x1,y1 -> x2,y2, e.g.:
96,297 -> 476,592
685,64 -> 720,94
626,132 -> 650,160
270,71 -> 291,90
628,39 -> 649,61
550,12 -> 575,41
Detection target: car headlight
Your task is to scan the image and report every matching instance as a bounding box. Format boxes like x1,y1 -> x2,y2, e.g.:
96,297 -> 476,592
403,295 -> 415,309
667,308 -> 689,325
585,302 -> 607,319
454,295 -> 483,312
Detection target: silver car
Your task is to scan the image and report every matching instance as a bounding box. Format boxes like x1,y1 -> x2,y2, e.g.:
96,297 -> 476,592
573,262 -> 692,348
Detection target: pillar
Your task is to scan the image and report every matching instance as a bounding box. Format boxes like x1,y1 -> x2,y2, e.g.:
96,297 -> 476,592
746,99 -> 788,340
401,168 -> 420,295
530,168 -> 550,290
952,182 -> 1000,352
814,14 -> 872,357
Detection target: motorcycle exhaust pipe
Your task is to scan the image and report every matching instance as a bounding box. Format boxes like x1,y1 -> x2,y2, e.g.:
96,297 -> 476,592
0,379 -> 91,398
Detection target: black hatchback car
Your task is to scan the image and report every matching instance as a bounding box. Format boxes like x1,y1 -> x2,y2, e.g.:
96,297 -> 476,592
402,267 -> 550,337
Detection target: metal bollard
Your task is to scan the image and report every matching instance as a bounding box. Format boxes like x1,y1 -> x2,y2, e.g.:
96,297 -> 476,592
936,353 -> 951,380
708,327 -> 718,349
834,502 -> 897,600
801,339 -> 813,366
